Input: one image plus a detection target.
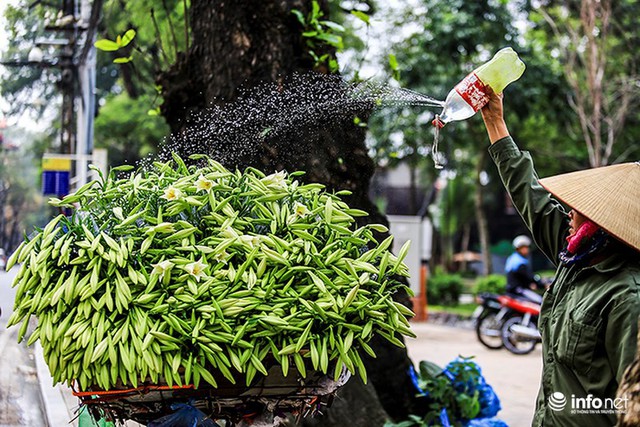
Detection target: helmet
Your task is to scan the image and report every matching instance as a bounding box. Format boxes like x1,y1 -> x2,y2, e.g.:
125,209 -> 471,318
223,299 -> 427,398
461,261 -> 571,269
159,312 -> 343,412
512,235 -> 531,249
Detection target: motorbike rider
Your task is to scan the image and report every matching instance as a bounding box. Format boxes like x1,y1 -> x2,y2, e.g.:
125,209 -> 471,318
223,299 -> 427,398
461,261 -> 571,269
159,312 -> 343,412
479,88 -> 640,427
505,235 -> 543,304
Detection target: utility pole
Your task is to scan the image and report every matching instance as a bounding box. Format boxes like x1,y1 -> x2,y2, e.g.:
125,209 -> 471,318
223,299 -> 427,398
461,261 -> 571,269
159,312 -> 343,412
43,0 -> 79,155
75,0 -> 101,187
1,0 -> 105,190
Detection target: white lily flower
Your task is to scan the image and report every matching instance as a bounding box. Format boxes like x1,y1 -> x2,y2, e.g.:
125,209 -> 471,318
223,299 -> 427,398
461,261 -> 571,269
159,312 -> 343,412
151,260 -> 174,277
262,171 -> 287,188
185,258 -> 208,282
112,206 -> 124,220
214,250 -> 230,264
161,186 -> 183,201
239,235 -> 261,248
293,201 -> 309,217
221,227 -> 239,239
195,175 -> 213,192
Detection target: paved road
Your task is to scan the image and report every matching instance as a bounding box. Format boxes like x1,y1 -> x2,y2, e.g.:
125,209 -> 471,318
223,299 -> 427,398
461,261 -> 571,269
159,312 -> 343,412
405,321 -> 542,427
0,268 -> 47,427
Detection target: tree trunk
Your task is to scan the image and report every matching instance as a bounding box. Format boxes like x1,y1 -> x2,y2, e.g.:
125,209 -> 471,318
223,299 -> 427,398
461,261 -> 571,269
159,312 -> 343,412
475,150 -> 492,275
460,223 -> 471,272
157,0 -> 421,424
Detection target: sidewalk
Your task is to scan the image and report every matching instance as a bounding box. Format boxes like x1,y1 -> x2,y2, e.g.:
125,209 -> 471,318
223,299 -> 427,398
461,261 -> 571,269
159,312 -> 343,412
34,342 -> 80,427
405,321 -> 542,427
34,343 -> 142,427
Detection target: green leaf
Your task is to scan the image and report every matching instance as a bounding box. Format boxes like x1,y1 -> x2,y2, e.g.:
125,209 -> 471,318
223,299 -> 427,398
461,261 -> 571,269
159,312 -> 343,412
315,33 -> 343,49
308,50 -> 319,62
320,21 -> 345,33
329,58 -> 339,72
351,10 -> 370,25
311,1 -> 321,20
291,9 -> 305,26
119,29 -> 136,47
113,56 -> 132,64
418,360 -> 442,380
94,39 -> 120,52
111,165 -> 135,172
389,54 -> 400,80
388,54 -> 399,71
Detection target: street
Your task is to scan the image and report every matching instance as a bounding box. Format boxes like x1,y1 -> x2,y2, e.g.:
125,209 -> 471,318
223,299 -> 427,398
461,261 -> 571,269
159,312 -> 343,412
405,321 -> 543,427
0,268 -> 47,427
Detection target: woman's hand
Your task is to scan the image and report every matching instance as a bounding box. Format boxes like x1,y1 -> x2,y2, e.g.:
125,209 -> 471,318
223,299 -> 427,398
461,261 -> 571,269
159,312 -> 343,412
480,87 -> 510,144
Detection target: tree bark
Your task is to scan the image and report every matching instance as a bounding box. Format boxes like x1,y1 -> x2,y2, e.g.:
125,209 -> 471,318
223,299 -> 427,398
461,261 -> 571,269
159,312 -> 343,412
157,0 -> 422,424
475,150 -> 492,275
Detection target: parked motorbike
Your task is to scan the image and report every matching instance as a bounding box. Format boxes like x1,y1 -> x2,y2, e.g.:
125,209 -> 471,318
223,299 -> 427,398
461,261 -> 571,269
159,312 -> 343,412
473,293 -> 511,350
474,292 -> 541,354
500,296 -> 541,355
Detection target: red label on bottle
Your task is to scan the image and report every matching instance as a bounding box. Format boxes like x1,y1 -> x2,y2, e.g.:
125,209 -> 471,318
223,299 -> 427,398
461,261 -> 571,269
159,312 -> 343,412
455,72 -> 489,112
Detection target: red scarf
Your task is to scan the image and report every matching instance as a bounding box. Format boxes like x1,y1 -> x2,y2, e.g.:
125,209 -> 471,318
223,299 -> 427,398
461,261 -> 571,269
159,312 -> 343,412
566,219 -> 600,254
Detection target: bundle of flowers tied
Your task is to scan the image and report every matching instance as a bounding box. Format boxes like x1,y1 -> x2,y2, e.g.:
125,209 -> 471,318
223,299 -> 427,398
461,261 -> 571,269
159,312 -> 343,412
8,153 -> 415,395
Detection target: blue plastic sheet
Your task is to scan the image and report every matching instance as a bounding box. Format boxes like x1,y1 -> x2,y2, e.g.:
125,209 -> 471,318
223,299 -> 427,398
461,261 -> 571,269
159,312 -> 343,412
443,358 -> 502,419
408,357 -> 508,427
465,417 -> 510,427
147,403 -> 220,427
439,408 -> 451,427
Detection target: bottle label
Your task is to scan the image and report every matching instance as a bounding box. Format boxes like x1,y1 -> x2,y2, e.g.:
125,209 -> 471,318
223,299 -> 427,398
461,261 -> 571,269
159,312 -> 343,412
455,73 -> 489,112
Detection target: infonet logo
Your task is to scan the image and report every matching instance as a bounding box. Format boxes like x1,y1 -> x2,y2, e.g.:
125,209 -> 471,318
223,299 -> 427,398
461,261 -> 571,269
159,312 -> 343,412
549,391 -> 628,415
548,392 -> 567,411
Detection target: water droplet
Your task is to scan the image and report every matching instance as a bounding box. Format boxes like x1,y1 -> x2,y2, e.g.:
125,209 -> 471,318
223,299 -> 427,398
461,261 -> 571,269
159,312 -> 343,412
146,72 -> 444,172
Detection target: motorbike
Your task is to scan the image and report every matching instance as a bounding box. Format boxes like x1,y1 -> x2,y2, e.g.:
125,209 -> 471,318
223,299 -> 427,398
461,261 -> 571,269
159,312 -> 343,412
474,292 -> 541,355
473,292 -> 511,350
500,295 -> 541,355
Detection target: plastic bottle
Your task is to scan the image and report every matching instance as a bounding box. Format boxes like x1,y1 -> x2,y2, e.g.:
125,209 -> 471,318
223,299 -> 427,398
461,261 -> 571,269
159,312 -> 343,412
433,47 -> 526,128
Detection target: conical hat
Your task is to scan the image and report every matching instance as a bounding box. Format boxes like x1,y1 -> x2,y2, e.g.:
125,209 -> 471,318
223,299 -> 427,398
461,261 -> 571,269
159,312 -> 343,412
538,162 -> 640,251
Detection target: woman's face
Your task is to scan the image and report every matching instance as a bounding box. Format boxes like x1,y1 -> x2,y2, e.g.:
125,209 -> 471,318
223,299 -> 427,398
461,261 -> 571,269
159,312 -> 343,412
568,209 -> 587,238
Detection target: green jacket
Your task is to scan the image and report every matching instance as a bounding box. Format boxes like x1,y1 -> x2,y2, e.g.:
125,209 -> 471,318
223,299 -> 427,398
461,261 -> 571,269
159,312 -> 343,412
488,137 -> 640,427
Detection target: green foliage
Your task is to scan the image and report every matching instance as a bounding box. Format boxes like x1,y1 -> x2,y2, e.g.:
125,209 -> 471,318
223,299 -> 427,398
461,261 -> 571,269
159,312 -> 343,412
367,0 -> 526,168
428,303 -> 477,318
490,240 -> 512,257
473,274 -> 506,296
101,0 -> 189,69
385,358 -> 482,427
526,0 -> 640,167
350,10 -> 370,25
430,169 -> 475,237
427,272 -> 463,306
292,1 -> 345,72
365,0 -> 533,269
94,29 -> 137,63
0,127 -> 52,253
0,4 -> 55,117
388,54 -> 400,81
93,93 -> 170,166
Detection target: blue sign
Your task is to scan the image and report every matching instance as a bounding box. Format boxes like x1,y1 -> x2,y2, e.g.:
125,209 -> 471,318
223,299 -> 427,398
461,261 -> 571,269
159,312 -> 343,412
42,170 -> 70,196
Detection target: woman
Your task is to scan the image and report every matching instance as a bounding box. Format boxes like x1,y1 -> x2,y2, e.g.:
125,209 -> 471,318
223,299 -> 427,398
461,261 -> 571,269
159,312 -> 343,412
480,89 -> 640,426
